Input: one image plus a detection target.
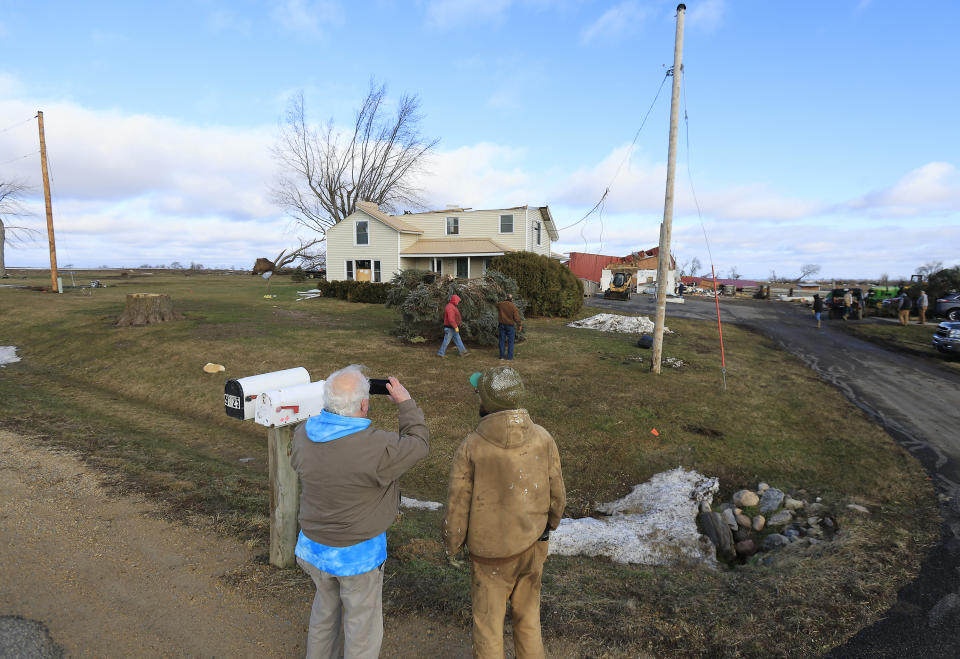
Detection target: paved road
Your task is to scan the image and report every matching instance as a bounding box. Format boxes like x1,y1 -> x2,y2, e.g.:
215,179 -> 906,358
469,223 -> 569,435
587,294 -> 960,657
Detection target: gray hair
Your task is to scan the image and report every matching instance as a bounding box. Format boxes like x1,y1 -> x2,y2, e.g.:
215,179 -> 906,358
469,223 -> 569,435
323,364 -> 370,416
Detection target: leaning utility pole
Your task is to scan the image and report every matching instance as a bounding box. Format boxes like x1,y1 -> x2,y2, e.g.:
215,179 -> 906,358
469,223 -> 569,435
37,110 -> 58,293
651,4 -> 686,374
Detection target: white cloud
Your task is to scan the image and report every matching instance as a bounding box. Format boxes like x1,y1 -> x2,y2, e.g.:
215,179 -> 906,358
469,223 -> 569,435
271,0 -> 344,37
415,142 -> 534,208
686,0 -> 725,32
581,1 -> 649,45
847,162 -> 960,217
424,0 -> 512,29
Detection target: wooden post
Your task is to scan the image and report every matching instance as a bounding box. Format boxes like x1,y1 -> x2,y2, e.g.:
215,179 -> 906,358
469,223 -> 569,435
37,110 -> 58,293
268,425 -> 300,568
651,4 -> 686,374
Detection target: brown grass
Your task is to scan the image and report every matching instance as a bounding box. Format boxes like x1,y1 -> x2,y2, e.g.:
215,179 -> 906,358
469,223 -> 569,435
0,269 -> 940,657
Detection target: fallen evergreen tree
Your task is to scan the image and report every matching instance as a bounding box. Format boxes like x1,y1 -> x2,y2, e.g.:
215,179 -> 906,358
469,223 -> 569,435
386,269 -> 525,345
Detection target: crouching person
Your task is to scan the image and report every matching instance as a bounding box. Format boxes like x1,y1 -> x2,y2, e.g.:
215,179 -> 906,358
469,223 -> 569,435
291,365 -> 429,659
443,366 -> 566,658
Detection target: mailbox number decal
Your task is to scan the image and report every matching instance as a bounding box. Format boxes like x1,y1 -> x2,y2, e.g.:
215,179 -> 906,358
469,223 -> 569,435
225,394 -> 242,410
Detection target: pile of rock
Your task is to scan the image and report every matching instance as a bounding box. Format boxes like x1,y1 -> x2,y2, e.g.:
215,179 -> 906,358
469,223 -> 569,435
697,482 -> 840,563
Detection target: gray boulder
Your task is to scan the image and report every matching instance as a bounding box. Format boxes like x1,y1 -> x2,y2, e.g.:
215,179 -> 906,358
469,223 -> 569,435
762,533 -> 790,550
768,510 -> 794,526
759,488 -> 785,513
699,511 -> 735,560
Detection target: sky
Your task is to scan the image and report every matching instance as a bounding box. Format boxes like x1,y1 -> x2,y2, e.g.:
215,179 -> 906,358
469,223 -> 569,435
1,0 -> 958,280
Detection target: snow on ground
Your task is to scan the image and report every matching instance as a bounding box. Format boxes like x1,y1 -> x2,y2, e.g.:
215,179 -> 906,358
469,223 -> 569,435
567,313 -> 671,334
549,467 -> 719,567
0,347 -> 20,367
400,496 -> 443,511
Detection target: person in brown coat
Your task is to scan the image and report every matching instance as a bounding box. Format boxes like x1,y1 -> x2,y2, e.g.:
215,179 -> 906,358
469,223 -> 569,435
496,294 -> 523,360
443,366 -> 565,658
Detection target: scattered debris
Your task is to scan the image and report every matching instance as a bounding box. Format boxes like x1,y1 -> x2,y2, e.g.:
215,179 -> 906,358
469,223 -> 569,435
238,457 -> 255,463
296,289 -> 323,301
0,346 -> 21,367
203,363 -> 225,374
663,357 -> 684,368
400,496 -> 443,511
568,313 -> 671,334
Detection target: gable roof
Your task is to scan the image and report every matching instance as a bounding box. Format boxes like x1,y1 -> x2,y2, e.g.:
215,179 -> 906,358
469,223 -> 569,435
400,237 -> 512,256
354,201 -> 423,234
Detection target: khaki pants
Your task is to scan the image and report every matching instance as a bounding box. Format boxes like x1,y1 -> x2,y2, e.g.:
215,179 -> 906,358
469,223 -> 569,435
919,306 -> 927,324
297,557 -> 384,659
470,541 -> 549,659
899,309 -> 910,325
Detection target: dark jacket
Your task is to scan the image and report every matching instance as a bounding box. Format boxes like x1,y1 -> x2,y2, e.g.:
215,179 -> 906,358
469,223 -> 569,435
291,399 -> 429,547
496,300 -> 523,327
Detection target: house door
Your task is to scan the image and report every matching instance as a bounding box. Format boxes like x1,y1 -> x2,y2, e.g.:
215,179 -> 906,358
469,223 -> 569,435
355,260 -> 372,282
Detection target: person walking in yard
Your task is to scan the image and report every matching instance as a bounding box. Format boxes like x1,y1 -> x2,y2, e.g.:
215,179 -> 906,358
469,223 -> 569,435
291,365 -> 429,659
898,290 -> 912,326
438,293 -> 469,357
813,293 -> 824,329
443,366 -> 566,659
496,293 -> 523,360
918,289 -> 929,324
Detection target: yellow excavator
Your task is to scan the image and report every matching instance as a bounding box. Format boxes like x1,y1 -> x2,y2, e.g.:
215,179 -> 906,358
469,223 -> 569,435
604,271 -> 633,300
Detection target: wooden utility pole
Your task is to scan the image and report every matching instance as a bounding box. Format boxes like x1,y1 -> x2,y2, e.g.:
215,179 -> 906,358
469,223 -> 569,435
268,425 -> 299,567
651,4 -> 686,374
37,110 -> 58,293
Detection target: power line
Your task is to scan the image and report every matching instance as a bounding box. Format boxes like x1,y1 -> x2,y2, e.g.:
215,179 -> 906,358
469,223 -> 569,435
0,150 -> 38,166
0,116 -> 34,135
556,71 -> 670,232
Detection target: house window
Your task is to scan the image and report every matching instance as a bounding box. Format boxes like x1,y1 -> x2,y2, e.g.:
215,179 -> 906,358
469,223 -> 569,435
431,258 -> 442,273
374,260 -> 381,283
536,221 -> 542,245
355,220 -> 369,245
345,261 -> 354,280
482,257 -> 492,274
500,214 -> 514,233
446,216 -> 459,235
456,257 -> 468,278
355,259 -> 372,282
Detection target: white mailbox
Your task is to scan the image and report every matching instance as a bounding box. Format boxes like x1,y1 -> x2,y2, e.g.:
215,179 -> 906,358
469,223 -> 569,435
255,380 -> 327,428
224,367 -> 310,421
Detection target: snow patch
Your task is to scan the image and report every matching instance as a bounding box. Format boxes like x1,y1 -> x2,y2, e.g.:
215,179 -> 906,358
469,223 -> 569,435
549,467 -> 719,567
401,496 -> 443,511
0,346 -> 21,367
567,313 -> 671,334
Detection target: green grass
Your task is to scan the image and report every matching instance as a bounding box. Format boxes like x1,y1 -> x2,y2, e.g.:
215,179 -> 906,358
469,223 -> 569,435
0,268 -> 940,657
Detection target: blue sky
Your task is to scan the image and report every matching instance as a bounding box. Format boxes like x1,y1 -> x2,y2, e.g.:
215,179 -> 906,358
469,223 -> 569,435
1,0 -> 957,280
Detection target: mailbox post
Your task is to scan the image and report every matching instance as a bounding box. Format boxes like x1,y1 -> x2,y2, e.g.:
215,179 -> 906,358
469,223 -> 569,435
224,369 -> 324,568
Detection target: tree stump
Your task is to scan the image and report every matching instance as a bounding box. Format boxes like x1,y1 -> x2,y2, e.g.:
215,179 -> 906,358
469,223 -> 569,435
116,293 -> 183,326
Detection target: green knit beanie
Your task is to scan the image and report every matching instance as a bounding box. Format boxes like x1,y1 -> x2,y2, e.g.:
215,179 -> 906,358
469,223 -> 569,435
469,366 -> 525,413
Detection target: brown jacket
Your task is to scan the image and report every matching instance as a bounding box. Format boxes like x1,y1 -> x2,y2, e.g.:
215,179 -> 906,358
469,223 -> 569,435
496,300 -> 523,327
443,409 -> 565,559
291,399 -> 429,547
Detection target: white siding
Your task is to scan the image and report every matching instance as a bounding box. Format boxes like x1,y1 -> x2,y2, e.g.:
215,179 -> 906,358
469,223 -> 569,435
326,209 -> 404,281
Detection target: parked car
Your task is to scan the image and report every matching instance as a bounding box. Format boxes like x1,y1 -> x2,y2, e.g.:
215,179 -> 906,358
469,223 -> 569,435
932,321 -> 960,355
935,292 -> 960,321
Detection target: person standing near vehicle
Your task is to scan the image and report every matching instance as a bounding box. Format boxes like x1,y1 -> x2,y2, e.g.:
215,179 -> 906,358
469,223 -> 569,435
438,293 -> 469,358
496,293 -> 523,360
813,293 -> 824,329
918,289 -> 929,324
843,289 -> 853,320
898,290 -> 912,326
444,366 -> 566,659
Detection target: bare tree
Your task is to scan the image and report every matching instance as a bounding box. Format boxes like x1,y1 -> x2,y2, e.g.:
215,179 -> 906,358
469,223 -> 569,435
272,82 -> 439,238
729,266 -> 741,280
251,239 -> 324,275
678,256 -> 701,278
0,181 -> 40,278
915,260 -> 944,278
795,263 -> 821,282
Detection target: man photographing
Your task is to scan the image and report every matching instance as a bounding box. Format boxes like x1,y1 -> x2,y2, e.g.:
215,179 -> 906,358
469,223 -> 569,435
291,365 -> 429,658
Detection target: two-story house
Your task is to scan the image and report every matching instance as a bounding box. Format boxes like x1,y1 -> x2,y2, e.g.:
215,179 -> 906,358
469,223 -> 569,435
324,201 -> 559,282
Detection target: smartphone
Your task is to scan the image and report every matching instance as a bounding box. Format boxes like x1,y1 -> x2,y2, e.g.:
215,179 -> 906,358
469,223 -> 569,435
369,378 -> 390,395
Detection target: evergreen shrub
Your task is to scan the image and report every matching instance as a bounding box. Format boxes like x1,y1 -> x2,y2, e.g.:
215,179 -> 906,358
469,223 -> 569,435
488,251 -> 583,317
314,279 -> 389,303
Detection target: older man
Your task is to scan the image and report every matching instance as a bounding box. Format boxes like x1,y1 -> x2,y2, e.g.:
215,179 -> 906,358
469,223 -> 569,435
291,365 -> 429,659
443,366 -> 565,658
